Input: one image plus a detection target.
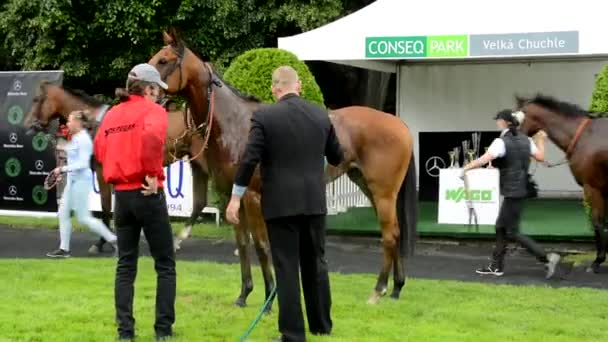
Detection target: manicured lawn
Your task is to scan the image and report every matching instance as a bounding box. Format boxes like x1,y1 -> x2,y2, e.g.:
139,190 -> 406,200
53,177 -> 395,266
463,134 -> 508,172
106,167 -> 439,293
0,258 -> 606,341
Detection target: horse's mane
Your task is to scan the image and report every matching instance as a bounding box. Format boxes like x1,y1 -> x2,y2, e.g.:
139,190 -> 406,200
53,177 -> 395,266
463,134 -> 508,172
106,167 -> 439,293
62,87 -> 106,107
528,94 -> 591,118
203,62 -> 262,104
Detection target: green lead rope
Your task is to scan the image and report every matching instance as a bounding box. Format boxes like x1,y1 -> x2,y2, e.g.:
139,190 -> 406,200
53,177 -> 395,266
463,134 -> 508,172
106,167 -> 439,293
238,287 -> 277,341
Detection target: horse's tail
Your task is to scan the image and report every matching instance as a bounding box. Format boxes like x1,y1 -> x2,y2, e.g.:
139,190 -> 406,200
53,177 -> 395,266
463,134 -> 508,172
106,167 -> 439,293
397,151 -> 418,257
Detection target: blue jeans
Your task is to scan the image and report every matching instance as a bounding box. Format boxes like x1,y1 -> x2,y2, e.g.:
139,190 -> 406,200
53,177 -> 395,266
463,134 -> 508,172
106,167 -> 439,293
58,178 -> 116,251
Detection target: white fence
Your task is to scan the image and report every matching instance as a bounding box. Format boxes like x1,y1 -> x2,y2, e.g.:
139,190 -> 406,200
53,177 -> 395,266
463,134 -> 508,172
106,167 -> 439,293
326,174 -> 371,215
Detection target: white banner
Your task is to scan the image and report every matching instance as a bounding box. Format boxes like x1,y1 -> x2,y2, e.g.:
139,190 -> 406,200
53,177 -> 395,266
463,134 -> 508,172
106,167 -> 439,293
87,160 -> 193,217
438,168 -> 500,225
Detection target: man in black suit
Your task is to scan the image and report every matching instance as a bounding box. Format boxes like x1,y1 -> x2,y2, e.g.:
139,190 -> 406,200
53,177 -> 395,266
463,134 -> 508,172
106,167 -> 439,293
226,66 -> 344,342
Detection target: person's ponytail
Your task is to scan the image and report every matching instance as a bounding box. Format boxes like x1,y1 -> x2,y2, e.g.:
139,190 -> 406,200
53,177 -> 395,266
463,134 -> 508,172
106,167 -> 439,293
115,87 -> 130,102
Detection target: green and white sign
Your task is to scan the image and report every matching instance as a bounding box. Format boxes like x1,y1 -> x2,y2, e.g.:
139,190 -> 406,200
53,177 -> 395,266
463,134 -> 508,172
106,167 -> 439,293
32,132 -> 49,152
8,105 -> 23,125
365,31 -> 578,59
438,168 -> 500,225
366,35 -> 468,58
445,187 -> 493,203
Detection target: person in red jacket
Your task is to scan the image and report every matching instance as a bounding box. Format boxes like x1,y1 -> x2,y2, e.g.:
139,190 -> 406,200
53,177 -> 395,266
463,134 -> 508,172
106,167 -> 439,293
93,63 -> 175,341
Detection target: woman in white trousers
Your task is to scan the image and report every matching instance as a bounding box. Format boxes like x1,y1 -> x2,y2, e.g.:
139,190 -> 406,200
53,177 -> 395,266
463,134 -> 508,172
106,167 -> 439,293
46,110 -> 117,258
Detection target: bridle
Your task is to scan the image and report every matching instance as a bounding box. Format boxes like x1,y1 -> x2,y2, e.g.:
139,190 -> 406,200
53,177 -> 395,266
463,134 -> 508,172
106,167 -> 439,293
159,45 -> 221,163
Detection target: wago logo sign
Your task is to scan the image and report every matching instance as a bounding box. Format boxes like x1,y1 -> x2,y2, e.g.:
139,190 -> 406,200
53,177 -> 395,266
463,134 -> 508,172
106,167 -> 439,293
445,187 -> 492,203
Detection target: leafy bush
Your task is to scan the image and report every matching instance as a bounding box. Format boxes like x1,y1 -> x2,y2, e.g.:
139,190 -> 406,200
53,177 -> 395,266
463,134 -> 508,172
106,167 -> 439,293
223,48 -> 324,106
583,64 -> 608,226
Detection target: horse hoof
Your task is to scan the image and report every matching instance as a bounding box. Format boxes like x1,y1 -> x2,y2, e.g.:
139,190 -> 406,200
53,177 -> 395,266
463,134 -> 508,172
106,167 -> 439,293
234,298 -> 247,307
390,292 -> 400,300
367,290 -> 384,305
88,245 -> 100,255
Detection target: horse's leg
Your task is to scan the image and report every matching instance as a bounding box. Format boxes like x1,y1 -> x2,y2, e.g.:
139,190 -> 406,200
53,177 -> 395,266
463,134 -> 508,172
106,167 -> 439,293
585,186 -> 607,273
174,162 -> 209,251
234,203 -> 254,307
243,192 -> 275,313
367,192 -> 399,305
90,165 -> 112,254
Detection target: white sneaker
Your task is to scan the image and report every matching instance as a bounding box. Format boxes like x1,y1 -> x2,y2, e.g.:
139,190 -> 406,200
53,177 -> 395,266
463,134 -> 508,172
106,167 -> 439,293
545,253 -> 560,279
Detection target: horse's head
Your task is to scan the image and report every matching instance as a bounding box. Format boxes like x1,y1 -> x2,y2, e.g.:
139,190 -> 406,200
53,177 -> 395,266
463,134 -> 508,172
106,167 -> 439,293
148,28 -> 207,94
149,28 -> 219,129
515,95 -> 544,136
24,81 -> 61,135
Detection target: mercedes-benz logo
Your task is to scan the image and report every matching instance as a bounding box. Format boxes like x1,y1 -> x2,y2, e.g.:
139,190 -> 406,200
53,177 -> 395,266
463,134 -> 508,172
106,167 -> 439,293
425,156 -> 446,177
9,132 -> 18,143
13,79 -> 22,91
35,160 -> 44,170
8,186 -> 17,196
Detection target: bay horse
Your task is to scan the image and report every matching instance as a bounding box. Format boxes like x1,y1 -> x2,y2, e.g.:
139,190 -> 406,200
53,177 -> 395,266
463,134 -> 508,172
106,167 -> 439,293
515,94 -> 607,273
148,29 -> 418,306
23,82 -> 211,251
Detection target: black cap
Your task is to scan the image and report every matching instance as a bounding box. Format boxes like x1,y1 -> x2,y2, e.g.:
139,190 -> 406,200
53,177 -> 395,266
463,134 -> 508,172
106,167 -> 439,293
493,109 -> 517,124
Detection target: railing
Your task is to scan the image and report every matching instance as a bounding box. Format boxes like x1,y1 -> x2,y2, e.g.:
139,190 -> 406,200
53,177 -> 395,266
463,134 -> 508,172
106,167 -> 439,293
326,174 -> 371,215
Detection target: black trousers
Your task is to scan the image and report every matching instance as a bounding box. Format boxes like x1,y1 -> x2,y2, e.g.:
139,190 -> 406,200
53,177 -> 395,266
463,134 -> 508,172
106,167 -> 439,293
113,190 -> 176,338
492,197 -> 548,268
266,215 -> 333,342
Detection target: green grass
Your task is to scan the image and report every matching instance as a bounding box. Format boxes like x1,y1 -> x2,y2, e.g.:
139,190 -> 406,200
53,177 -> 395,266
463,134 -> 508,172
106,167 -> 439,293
0,259 -> 607,342
0,215 -> 235,241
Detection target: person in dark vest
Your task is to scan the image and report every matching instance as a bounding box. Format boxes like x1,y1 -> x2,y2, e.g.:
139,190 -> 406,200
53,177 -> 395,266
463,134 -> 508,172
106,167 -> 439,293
225,66 -> 344,342
462,109 -> 560,278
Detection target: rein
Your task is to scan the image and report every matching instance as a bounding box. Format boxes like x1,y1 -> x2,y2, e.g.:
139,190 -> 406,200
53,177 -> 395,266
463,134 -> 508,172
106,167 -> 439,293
541,117 -> 592,168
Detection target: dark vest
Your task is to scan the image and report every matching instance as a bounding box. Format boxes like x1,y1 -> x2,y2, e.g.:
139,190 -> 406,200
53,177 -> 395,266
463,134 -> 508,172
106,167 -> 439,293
493,131 -> 530,198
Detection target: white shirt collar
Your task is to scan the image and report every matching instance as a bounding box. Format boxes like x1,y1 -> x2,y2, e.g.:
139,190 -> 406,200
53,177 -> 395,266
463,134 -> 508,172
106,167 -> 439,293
499,128 -> 509,137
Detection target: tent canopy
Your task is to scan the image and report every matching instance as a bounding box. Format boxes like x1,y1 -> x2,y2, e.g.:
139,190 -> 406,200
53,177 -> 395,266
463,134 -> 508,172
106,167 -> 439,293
278,0 -> 606,72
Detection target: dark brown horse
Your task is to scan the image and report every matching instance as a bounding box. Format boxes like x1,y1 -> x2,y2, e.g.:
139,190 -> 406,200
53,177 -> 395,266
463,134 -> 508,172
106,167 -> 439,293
23,82 -> 211,251
516,94 -> 607,273
149,29 -> 418,306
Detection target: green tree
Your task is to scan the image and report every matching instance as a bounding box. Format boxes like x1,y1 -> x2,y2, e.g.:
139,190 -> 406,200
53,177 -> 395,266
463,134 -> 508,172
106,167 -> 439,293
223,48 -> 325,106
0,0 -> 347,96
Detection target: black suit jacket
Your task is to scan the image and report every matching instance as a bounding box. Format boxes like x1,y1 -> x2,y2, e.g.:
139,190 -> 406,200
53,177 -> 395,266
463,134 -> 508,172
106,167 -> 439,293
234,93 -> 344,220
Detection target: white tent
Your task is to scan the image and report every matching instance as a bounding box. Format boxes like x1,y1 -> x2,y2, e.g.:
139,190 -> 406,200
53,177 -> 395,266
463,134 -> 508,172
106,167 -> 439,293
278,0 -> 608,197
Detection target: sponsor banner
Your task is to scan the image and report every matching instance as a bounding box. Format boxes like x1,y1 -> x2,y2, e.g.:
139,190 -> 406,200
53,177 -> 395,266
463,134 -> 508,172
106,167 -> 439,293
438,168 -> 500,225
88,160 -> 193,217
1,71 -> 63,212
366,31 -> 578,59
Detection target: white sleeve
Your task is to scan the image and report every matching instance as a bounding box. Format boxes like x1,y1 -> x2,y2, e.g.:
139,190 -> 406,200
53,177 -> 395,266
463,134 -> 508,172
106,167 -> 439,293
487,138 -> 505,158
528,138 -> 538,155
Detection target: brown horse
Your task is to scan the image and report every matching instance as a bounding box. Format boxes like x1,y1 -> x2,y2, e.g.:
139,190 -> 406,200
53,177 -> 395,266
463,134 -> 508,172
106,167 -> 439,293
23,82 -> 211,251
516,94 -> 608,273
148,29 -> 418,306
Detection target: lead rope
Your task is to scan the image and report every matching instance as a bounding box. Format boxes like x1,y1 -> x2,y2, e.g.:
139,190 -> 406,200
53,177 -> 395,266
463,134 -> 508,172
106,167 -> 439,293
238,287 -> 277,342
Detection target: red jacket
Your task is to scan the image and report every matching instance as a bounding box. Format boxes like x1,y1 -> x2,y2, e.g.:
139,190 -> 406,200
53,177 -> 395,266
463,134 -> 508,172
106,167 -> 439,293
94,95 -> 167,191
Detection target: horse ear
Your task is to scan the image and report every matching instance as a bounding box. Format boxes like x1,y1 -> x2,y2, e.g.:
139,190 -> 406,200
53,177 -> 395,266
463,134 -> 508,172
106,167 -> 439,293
163,31 -> 174,45
514,94 -> 528,109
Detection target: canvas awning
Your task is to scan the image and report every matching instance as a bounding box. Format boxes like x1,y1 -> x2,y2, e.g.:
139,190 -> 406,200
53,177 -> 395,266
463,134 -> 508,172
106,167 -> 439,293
278,0 -> 607,72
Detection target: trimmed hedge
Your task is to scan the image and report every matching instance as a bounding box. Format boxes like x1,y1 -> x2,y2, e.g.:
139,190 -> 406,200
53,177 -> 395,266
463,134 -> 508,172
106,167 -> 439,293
223,48 -> 324,106
583,64 -> 608,226
589,64 -> 608,115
